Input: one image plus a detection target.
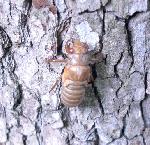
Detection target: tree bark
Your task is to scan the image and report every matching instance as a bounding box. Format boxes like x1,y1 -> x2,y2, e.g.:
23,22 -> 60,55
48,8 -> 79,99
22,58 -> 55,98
0,0 -> 150,145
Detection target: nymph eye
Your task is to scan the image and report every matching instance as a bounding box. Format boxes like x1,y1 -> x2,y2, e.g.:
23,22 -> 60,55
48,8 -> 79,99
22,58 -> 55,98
68,48 -> 74,53
65,47 -> 74,54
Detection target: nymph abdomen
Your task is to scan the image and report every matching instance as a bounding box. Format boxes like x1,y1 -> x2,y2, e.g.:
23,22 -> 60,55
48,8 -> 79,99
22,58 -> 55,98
61,83 -> 85,107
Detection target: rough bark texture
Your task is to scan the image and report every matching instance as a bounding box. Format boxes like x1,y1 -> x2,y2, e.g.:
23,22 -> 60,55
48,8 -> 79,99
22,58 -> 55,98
0,0 -> 150,145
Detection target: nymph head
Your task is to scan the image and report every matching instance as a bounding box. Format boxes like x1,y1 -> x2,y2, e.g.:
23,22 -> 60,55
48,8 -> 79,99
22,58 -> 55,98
65,40 -> 88,54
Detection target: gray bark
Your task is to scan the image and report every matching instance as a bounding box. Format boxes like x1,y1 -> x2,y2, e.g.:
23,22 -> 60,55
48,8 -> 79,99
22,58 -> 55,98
0,0 -> 150,145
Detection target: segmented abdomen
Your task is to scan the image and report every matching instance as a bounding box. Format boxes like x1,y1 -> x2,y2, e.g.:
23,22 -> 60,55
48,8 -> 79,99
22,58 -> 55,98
61,83 -> 85,107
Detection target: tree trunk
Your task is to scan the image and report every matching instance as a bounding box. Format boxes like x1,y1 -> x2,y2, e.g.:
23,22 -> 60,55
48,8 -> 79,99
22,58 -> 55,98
0,0 -> 150,145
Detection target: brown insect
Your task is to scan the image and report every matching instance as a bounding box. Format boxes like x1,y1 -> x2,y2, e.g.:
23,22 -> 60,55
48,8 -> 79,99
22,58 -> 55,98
47,40 -> 101,107
32,0 -> 57,14
49,4 -> 57,14
32,0 -> 48,9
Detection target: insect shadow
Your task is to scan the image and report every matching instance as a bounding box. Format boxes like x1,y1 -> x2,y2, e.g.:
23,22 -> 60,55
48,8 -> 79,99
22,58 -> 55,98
78,62 -> 106,112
